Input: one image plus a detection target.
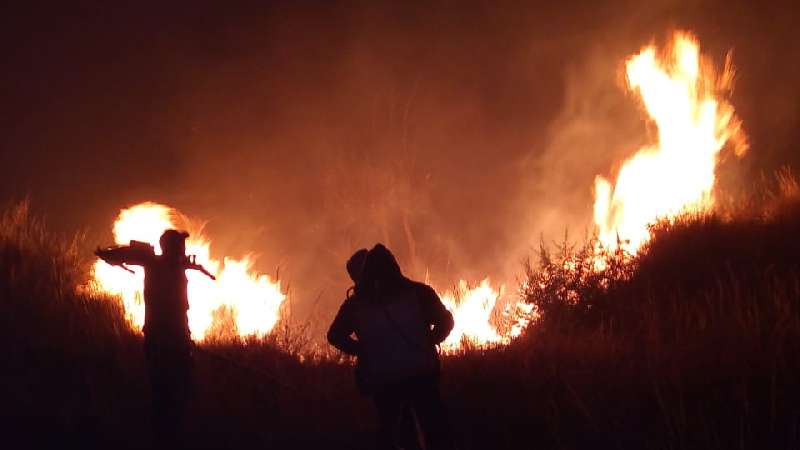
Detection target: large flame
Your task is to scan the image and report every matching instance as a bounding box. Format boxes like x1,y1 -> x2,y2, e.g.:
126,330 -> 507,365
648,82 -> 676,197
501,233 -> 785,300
438,279 -> 532,352
92,202 -> 285,340
593,31 -> 747,254
440,279 -> 504,351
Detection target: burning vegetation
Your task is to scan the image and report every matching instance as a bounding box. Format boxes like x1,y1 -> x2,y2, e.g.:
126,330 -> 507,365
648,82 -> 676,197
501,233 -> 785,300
91,201 -> 528,351
90,31 -> 751,351
92,202 -> 285,340
594,31 -> 748,254
5,171 -> 800,448
3,27 -> 800,450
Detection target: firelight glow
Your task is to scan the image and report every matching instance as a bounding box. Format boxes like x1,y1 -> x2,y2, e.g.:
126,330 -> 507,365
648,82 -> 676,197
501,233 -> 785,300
438,279 -> 533,352
92,202 -> 285,340
90,33 -> 742,348
593,31 -> 747,254
440,279 -> 505,350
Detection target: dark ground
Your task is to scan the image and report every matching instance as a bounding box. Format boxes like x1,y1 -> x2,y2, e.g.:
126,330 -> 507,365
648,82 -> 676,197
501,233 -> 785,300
2,178 -> 800,449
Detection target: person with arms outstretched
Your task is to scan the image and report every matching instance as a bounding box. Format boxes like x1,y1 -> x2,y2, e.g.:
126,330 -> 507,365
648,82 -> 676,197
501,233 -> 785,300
95,229 -> 214,447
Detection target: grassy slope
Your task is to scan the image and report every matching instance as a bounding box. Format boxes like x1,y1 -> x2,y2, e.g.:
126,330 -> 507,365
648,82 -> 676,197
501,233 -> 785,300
447,212 -> 800,449
2,191 -> 800,449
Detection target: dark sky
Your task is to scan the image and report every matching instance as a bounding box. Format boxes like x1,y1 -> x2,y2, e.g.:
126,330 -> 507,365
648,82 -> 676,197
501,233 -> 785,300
1,1 -> 798,322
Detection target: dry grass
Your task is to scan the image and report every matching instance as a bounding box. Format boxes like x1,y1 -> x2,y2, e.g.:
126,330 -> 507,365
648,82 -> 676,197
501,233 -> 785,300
481,174 -> 800,449
2,174 -> 800,448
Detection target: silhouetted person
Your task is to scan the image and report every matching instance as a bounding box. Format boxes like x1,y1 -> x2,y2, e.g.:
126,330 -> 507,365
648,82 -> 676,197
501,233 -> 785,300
328,244 -> 455,450
328,248 -> 421,449
95,229 -> 214,448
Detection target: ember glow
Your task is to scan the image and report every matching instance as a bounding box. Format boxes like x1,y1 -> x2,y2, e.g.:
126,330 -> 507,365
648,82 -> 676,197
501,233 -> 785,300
593,31 -> 747,254
92,202 -> 285,340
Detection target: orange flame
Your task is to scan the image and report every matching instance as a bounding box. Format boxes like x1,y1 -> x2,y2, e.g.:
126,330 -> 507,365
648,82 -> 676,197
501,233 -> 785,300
92,202 -> 285,340
594,31 -> 747,254
440,279 -> 504,350
438,279 -> 533,351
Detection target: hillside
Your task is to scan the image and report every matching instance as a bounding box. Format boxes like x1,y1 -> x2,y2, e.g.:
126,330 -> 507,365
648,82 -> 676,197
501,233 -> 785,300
1,188 -> 799,449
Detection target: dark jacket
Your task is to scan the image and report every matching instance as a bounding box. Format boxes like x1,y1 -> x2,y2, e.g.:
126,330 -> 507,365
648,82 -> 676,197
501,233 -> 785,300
327,281 -> 454,392
96,244 -> 191,346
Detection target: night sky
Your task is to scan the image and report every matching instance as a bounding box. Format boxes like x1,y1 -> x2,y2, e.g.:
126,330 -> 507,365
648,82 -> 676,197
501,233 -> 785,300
1,1 -> 798,321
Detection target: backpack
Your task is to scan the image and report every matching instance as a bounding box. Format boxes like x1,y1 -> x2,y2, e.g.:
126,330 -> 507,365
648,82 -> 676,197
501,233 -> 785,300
353,286 -> 439,393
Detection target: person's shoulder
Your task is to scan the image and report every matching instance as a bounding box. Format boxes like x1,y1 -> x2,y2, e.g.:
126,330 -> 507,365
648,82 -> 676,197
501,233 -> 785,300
149,254 -> 169,267
409,281 -> 438,299
341,291 -> 366,309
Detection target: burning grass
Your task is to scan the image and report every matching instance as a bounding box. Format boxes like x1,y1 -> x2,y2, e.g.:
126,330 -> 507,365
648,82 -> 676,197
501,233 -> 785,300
2,182 -> 800,448
491,175 -> 800,449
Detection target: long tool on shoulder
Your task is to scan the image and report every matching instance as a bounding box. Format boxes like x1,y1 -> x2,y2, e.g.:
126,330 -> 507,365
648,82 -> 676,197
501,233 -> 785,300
185,254 -> 216,280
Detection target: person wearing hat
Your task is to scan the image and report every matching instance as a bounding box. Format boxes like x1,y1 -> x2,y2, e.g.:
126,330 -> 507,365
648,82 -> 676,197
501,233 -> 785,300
96,229 -> 214,447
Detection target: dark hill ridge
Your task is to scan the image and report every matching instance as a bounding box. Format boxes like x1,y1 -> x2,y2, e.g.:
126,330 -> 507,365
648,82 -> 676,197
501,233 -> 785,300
1,190 -> 799,449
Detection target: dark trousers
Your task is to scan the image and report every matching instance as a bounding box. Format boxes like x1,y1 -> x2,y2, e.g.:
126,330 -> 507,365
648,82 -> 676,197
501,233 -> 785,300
145,338 -> 193,448
372,374 -> 453,450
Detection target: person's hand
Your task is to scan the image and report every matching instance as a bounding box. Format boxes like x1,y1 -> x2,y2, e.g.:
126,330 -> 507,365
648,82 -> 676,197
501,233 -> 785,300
94,246 -> 123,265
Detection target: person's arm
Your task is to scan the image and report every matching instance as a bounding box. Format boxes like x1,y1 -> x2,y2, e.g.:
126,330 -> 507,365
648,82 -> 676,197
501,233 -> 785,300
184,256 -> 216,280
418,284 -> 455,345
327,299 -> 361,356
94,244 -> 152,267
